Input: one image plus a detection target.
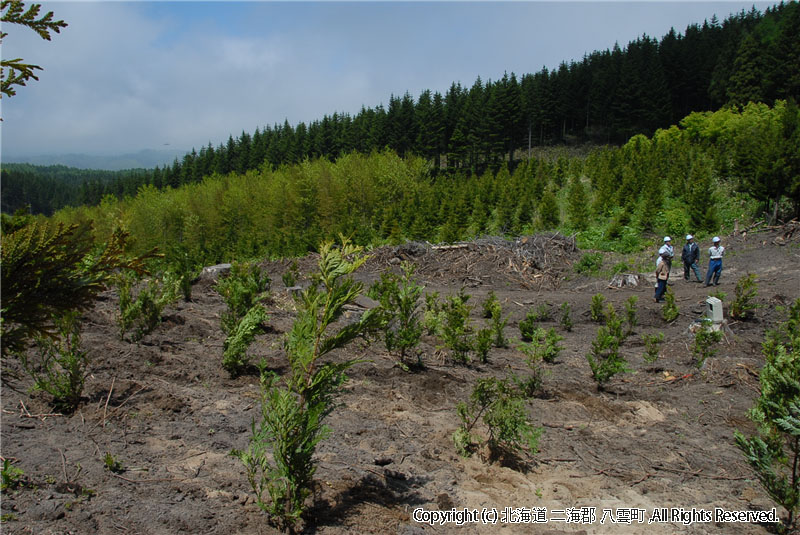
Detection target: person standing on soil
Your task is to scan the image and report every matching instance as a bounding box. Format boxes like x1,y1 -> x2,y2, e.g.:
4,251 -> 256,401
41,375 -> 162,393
682,234 -> 703,282
656,236 -> 674,269
654,237 -> 673,302
705,236 -> 725,287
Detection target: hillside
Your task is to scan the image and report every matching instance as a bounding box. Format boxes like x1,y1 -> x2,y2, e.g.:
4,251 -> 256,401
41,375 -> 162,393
2,225 -> 798,534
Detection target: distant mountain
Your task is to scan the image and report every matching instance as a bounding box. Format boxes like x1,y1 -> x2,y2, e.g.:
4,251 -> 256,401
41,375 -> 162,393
3,149 -> 188,171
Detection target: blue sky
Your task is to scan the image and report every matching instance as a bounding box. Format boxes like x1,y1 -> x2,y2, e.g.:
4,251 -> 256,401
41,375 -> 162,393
1,1 -> 775,161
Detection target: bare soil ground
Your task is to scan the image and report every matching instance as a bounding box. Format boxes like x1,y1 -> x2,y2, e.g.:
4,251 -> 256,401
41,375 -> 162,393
2,227 -> 799,535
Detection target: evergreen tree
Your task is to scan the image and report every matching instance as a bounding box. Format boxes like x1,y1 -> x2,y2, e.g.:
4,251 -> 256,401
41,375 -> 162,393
566,176 -> 590,231
727,32 -> 768,105
538,188 -> 560,230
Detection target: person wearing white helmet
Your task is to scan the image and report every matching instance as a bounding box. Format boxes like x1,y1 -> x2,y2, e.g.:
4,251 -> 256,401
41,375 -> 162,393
681,234 -> 703,282
654,236 -> 673,302
704,236 -> 725,287
656,236 -> 674,268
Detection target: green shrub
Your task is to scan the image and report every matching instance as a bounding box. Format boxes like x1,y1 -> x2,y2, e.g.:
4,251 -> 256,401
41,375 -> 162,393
520,327 -> 564,364
559,302 -> 573,332
440,289 -> 475,364
369,263 -> 425,367
519,309 -> 538,342
1,223 -> 149,356
735,299 -> 800,530
453,377 -> 543,460
475,328 -> 492,364
490,307 -> 509,348
519,303 -> 551,341
731,273 -> 758,320
482,290 -> 501,319
216,261 -> 271,334
115,272 -> 175,341
574,252 -> 603,274
514,345 -> 546,398
162,244 -> 200,301
103,452 -> 124,474
1,460 -> 25,492
422,291 -> 445,336
624,296 -> 639,335
612,261 -> 631,274
586,326 -> 629,388
19,311 -> 88,413
222,305 -> 269,376
281,260 -> 299,288
604,303 -> 624,343
590,293 -> 606,323
692,319 -> 723,368
232,239 -> 381,530
642,332 -> 664,363
662,289 -> 679,323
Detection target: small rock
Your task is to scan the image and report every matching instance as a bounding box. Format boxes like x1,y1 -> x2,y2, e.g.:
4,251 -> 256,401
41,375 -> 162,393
27,499 -> 64,521
200,263 -> 232,280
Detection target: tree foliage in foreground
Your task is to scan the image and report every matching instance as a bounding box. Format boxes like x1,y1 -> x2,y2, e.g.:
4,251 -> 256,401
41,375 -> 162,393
736,299 -> 800,530
1,1 -> 67,98
232,239 -> 381,531
0,222 -> 149,355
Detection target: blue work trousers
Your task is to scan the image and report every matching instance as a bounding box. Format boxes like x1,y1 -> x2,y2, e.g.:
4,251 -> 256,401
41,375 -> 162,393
705,259 -> 722,286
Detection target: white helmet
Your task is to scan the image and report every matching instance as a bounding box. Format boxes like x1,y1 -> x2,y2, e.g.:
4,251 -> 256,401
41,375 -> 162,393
712,236 -> 720,243
686,234 -> 693,240
663,236 -> 671,242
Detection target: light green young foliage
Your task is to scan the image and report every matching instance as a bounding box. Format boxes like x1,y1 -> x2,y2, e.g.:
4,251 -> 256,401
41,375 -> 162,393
440,289 -> 475,364
559,302 -> 573,332
516,343 -> 547,398
115,271 -> 178,342
520,327 -> 563,365
625,296 -> 639,335
222,305 -> 269,376
735,299 -> 800,530
692,319 -> 723,368
1,460 -> 25,492
731,273 -> 759,320
604,303 -> 624,343
642,332 -> 665,363
590,294 -> 606,323
422,291 -> 445,336
662,289 -> 679,323
482,291 -> 501,319
368,262 -> 425,367
586,326 -> 629,389
19,311 -> 88,413
216,261 -> 271,334
232,239 -> 381,530
490,307 -> 509,349
454,377 -> 543,460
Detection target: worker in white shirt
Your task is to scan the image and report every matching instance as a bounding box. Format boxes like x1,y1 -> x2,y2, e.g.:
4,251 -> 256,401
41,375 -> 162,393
704,236 -> 725,287
656,236 -> 674,269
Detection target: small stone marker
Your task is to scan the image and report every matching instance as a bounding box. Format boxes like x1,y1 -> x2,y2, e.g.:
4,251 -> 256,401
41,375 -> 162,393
705,296 -> 724,326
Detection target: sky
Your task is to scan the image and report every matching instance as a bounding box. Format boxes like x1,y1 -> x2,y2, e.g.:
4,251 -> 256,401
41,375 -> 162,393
1,1 -> 776,163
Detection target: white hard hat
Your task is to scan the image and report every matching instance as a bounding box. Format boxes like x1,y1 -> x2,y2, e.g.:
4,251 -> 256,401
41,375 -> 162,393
686,234 -> 693,240
663,236 -> 671,242
712,236 -> 720,243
